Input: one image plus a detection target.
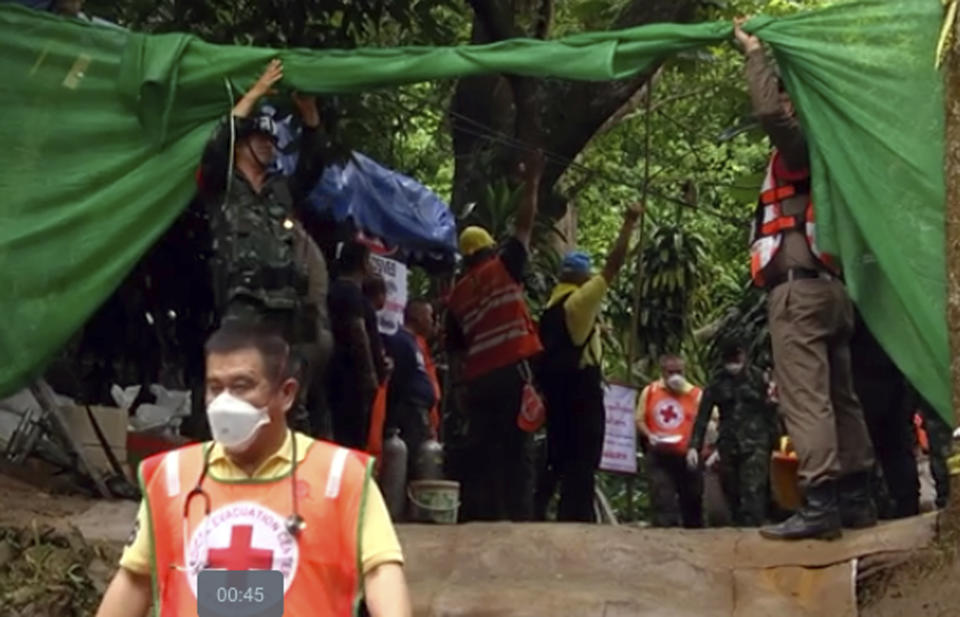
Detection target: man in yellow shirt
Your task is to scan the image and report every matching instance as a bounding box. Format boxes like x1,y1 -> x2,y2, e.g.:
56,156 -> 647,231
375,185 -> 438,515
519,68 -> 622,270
536,203 -> 642,521
96,321 -> 411,617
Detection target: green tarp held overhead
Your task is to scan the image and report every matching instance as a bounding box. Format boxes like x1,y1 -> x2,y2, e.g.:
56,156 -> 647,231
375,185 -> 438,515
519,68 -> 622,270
0,0 -> 951,423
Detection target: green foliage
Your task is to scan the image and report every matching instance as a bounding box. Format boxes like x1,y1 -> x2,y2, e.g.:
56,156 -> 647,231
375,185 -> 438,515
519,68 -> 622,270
469,180 -> 524,240
636,224 -> 707,358
597,468 -> 651,523
87,0 -> 464,48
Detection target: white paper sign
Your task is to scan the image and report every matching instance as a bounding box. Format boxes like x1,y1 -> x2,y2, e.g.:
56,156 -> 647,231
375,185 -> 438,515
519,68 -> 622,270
600,383 -> 638,474
369,254 -> 408,335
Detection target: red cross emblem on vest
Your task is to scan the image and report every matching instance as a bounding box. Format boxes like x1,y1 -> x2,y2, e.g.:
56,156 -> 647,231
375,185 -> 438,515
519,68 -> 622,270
185,502 -> 300,598
659,404 -> 679,425
653,398 -> 684,429
208,525 -> 274,570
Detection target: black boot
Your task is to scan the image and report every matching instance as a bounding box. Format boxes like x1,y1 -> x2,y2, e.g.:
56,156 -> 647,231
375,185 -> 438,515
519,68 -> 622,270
760,481 -> 842,541
839,471 -> 879,528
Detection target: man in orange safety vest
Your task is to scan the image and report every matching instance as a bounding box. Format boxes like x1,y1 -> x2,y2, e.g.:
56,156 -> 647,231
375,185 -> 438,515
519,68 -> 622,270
95,320 -> 411,617
636,354 -> 704,528
445,151 -> 544,522
735,18 -> 876,541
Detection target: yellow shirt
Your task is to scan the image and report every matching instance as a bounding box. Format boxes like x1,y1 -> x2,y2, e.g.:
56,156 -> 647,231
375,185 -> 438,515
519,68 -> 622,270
546,275 -> 608,367
120,432 -> 403,576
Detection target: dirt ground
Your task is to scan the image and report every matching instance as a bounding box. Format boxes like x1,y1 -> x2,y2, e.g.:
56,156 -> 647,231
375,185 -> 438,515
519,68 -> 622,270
859,486 -> 960,617
0,468 -> 956,617
0,471 -> 124,617
860,556 -> 960,617
0,466 -> 98,528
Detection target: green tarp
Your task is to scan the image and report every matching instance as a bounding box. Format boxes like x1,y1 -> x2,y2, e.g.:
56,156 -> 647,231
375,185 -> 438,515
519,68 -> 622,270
0,0 -> 951,423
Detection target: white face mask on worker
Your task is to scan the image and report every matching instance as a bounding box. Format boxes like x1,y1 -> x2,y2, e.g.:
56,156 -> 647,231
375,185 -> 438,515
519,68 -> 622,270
724,362 -> 745,375
206,391 -> 270,451
665,374 -> 686,392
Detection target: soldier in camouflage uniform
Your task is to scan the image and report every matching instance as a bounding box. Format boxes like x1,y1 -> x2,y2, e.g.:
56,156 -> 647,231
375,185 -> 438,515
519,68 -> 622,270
688,341 -> 777,526
197,60 -> 330,433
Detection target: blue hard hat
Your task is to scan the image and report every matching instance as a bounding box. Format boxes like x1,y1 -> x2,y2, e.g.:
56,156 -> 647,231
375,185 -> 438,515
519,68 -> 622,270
561,250 -> 593,274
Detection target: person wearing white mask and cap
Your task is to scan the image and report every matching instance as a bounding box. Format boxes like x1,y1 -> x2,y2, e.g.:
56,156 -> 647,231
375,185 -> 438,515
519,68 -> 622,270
635,354 -> 704,528
96,320 -> 411,617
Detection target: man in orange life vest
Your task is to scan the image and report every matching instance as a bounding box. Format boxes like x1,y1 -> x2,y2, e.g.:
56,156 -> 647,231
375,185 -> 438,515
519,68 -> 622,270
636,354 -> 704,528
445,151 -> 544,521
735,19 -> 876,541
95,321 -> 411,617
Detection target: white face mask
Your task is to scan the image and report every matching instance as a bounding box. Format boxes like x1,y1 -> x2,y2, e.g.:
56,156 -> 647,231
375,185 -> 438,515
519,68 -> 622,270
665,374 -> 686,392
724,362 -> 745,375
206,391 -> 270,452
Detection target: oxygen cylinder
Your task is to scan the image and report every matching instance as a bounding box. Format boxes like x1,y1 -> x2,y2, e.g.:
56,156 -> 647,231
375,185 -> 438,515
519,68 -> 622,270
413,438 -> 444,481
379,428 -> 408,521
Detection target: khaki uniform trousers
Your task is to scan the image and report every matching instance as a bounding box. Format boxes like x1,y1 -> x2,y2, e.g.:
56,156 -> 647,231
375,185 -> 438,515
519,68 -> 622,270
768,277 -> 875,488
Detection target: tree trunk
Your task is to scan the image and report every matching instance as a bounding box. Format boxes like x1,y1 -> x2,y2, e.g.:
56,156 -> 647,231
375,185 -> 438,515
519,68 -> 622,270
945,12 -> 960,525
450,0 -> 700,220
947,17 -> 960,428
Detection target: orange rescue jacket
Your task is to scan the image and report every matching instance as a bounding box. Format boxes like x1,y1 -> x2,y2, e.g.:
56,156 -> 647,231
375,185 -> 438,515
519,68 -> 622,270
446,256 -> 542,380
139,438 -> 372,617
750,150 -> 838,287
643,381 -> 701,456
416,334 -> 442,436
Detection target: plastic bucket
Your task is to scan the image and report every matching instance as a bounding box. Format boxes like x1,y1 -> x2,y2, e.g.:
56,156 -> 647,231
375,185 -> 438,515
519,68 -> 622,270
407,480 -> 460,524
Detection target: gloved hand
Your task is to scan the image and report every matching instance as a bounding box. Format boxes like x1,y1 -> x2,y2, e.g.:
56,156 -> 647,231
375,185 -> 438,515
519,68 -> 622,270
705,451 -> 720,469
767,380 -> 779,404
685,448 -> 699,471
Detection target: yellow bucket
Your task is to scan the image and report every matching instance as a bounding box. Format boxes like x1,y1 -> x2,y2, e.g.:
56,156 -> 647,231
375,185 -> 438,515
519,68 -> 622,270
770,437 -> 801,511
948,453 -> 960,476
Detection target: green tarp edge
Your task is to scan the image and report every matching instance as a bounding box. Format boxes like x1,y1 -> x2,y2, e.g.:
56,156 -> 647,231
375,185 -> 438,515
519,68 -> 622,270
0,0 -> 950,424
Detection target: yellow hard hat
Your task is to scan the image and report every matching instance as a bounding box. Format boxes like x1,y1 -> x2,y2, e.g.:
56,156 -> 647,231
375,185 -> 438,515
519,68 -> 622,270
459,226 -> 495,257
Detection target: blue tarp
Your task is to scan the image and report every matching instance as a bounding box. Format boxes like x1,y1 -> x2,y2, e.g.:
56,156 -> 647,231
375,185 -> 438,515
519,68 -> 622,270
309,152 -> 457,256
270,110 -> 457,258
